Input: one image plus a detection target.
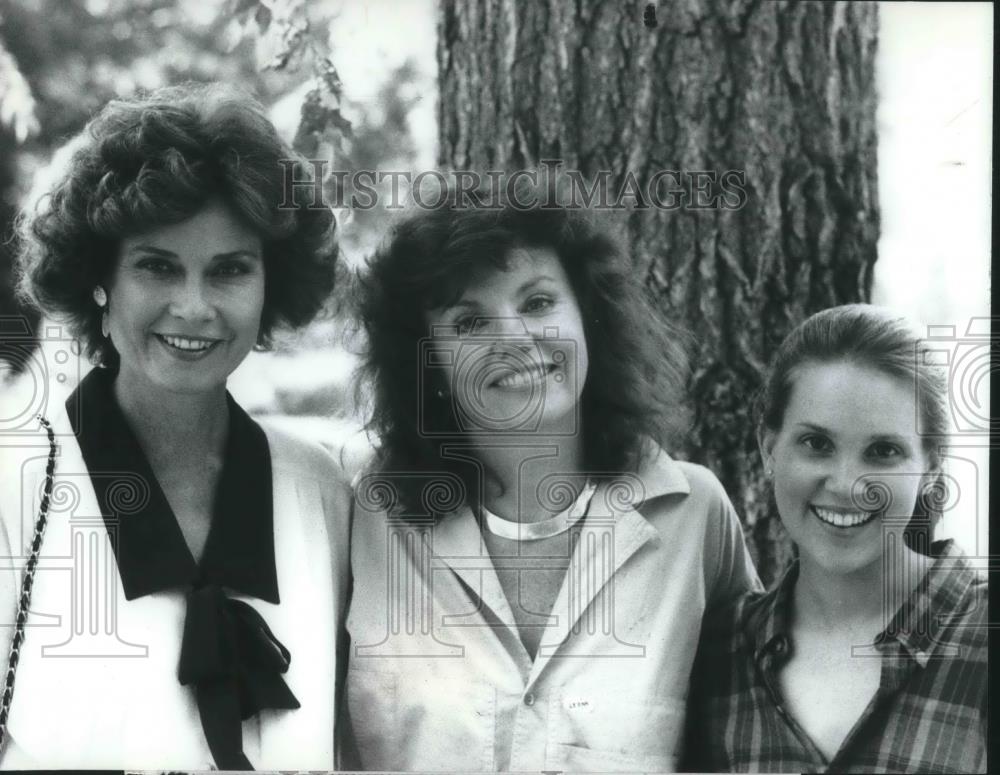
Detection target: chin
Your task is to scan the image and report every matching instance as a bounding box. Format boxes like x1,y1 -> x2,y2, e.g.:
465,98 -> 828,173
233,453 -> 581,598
151,370 -> 229,396
806,546 -> 882,577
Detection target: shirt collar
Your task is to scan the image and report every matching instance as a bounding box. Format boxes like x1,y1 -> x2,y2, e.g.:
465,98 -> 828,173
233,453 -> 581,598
742,540 -> 978,668
66,366 -> 278,604
877,539 -> 978,666
743,558 -> 798,661
632,442 -> 692,502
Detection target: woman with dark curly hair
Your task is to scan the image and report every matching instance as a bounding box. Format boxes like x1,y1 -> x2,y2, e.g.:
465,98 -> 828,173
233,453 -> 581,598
342,180 -> 761,771
0,83 -> 349,770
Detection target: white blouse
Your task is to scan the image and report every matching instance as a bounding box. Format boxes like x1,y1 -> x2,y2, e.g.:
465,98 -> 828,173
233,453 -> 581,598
0,397 -> 351,769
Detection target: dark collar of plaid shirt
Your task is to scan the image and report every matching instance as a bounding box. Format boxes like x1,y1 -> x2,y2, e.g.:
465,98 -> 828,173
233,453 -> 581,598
739,539 -> 977,674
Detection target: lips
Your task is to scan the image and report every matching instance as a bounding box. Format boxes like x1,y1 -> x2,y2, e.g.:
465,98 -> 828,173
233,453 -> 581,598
810,505 -> 878,529
154,333 -> 222,354
489,362 -> 557,389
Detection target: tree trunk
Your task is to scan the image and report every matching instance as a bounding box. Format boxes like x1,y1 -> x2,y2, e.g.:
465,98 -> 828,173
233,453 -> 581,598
437,0 -> 880,586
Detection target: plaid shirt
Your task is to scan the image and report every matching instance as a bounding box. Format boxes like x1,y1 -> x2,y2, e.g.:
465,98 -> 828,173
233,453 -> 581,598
684,540 -> 987,774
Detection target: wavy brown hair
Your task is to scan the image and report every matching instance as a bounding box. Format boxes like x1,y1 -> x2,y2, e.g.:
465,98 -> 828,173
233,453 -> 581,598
355,182 -> 691,516
16,82 -> 338,368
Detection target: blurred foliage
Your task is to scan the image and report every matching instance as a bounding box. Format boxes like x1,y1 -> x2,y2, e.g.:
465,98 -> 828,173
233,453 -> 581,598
0,0 -> 399,374
333,59 -> 422,260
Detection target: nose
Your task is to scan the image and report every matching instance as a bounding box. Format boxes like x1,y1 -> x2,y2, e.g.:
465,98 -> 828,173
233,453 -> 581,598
479,316 -> 541,360
823,455 -> 876,509
168,276 -> 216,322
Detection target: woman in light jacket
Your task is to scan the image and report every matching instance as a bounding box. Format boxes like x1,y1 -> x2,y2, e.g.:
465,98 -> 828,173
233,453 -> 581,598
342,182 -> 762,772
0,83 -> 350,770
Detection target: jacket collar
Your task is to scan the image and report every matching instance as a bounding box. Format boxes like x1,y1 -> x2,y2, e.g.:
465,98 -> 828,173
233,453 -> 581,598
420,442 -> 693,679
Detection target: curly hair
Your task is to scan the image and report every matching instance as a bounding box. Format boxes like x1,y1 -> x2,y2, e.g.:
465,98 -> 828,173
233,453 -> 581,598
355,182 -> 691,517
754,304 -> 950,553
15,81 -> 337,368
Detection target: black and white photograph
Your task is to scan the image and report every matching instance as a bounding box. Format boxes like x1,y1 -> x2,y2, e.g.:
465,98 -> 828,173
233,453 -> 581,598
0,0 -> 991,772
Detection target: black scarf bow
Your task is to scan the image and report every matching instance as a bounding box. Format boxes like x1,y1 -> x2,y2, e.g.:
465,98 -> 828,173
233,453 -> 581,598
178,585 -> 299,770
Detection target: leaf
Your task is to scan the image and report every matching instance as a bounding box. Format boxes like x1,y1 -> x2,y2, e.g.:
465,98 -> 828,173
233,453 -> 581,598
257,0 -> 309,71
293,84 -> 353,159
254,2 -> 273,34
228,0 -> 260,17
317,55 -> 343,100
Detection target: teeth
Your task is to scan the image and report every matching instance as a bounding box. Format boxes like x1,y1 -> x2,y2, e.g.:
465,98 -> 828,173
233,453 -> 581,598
161,335 -> 214,352
493,365 -> 552,388
812,506 -> 875,528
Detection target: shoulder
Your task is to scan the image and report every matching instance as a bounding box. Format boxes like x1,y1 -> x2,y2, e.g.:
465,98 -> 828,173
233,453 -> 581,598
633,446 -> 735,521
0,408 -> 71,535
672,460 -> 731,503
256,420 -> 354,552
930,541 -> 989,653
258,419 -> 350,486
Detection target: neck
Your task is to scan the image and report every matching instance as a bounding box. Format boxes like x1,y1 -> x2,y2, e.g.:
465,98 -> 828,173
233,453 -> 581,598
473,433 -> 586,524
793,545 -> 931,635
113,369 -> 229,465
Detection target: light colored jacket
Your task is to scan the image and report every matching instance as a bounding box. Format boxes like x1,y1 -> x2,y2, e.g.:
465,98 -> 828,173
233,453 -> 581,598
342,447 -> 762,772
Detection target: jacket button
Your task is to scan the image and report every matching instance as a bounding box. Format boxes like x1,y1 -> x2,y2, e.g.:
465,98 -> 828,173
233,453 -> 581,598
524,692 -> 535,706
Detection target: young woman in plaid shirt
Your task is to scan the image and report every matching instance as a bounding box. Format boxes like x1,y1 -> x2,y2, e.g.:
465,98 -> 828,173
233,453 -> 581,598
684,304 -> 987,774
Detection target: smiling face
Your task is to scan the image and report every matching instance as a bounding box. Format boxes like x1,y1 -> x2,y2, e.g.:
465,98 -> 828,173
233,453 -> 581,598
760,359 -> 934,576
424,245 -> 589,435
107,198 -> 265,397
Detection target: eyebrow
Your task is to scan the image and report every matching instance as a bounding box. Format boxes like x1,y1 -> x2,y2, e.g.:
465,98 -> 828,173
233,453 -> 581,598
445,275 -> 557,311
516,275 -> 556,293
794,421 -> 910,443
128,245 -> 261,260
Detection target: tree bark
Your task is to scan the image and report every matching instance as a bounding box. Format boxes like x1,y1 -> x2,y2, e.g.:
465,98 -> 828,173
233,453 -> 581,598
437,0 -> 879,586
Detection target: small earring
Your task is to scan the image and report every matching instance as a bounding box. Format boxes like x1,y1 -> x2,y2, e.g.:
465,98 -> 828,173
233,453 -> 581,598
101,309 -> 110,338
93,286 -> 107,307
436,388 -> 447,399
765,467 -> 773,477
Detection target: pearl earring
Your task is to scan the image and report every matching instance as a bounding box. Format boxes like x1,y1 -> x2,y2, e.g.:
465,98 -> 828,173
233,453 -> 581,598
93,286 -> 110,338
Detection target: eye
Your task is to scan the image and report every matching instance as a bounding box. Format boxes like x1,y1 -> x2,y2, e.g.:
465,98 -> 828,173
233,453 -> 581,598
453,315 -> 475,334
800,433 -> 833,453
521,294 -> 554,314
213,260 -> 252,278
137,257 -> 176,275
866,441 -> 904,462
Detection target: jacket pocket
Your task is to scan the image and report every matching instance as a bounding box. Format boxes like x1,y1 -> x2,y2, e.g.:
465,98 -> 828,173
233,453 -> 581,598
345,667 -> 496,771
546,690 -> 682,772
